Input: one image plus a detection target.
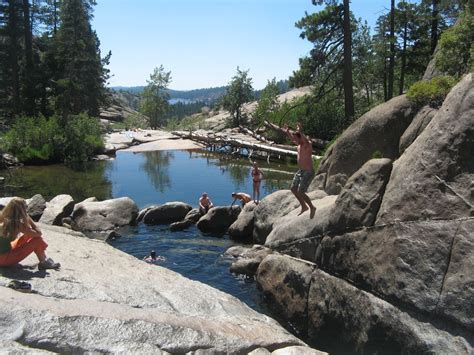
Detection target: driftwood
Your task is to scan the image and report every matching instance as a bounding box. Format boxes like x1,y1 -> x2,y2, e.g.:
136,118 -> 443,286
172,131 -> 320,161
263,121 -> 329,151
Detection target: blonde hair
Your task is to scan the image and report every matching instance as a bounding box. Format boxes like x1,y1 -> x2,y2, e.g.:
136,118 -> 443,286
0,197 -> 27,239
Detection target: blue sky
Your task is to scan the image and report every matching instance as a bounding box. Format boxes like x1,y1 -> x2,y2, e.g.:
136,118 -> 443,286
92,0 -> 392,90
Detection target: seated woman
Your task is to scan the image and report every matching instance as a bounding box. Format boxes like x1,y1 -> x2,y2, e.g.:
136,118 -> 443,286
0,197 -> 60,270
231,192 -> 251,206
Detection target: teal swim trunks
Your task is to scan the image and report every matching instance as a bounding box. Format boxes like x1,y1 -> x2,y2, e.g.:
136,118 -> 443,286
290,169 -> 314,193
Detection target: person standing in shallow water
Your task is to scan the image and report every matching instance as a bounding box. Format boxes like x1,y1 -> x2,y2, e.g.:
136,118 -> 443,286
251,161 -> 264,203
284,123 -> 317,219
0,197 -> 60,269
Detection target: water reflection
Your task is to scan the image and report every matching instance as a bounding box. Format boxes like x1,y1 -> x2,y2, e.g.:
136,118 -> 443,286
140,151 -> 173,193
0,161 -> 113,201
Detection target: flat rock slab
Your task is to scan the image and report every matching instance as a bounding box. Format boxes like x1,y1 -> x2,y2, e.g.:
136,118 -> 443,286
0,224 -> 305,353
123,138 -> 203,152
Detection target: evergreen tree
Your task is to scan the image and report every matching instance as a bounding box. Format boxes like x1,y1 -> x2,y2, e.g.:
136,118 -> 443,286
52,0 -> 108,119
253,78 -> 280,124
221,67 -> 253,127
139,65 -> 172,129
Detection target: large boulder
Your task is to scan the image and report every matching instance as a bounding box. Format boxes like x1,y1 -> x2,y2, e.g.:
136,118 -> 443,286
253,190 -> 327,244
327,158 -> 392,233
71,197 -> 139,232
264,195 -> 337,261
142,202 -> 193,225
0,224 -> 307,353
399,105 -> 437,154
314,219 -> 474,330
256,255 -> 315,335
26,194 -> 47,221
229,245 -> 273,277
308,267 -> 471,354
39,194 -> 75,226
196,206 -> 242,233
316,95 -> 417,195
184,208 -> 202,223
228,202 -> 256,241
377,74 -> 474,224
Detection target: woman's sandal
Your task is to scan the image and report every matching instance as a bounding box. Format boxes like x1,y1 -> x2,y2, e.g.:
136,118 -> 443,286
7,280 -> 32,293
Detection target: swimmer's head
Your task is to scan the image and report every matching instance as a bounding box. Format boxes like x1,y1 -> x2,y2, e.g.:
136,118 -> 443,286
150,250 -> 156,259
202,192 -> 208,197
231,192 -> 237,198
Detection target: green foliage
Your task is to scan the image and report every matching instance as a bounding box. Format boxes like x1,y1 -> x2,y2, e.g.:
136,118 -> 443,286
139,65 -> 172,129
63,113 -> 103,163
406,76 -> 457,107
222,67 -> 254,127
1,114 -> 103,164
1,115 -> 63,163
372,150 -> 383,159
435,5 -> 474,76
122,113 -> 148,130
253,78 -> 280,124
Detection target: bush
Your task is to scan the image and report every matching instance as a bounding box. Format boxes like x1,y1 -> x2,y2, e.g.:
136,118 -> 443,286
63,113 -> 104,163
1,115 -> 64,163
406,76 -> 457,108
1,113 -> 103,164
372,151 -> 383,159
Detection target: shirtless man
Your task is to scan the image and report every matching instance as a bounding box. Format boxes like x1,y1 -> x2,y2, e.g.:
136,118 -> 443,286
231,192 -> 252,207
199,192 -> 214,214
284,123 -> 316,218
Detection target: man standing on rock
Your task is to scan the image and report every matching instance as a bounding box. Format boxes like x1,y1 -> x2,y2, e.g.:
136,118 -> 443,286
284,123 -> 316,219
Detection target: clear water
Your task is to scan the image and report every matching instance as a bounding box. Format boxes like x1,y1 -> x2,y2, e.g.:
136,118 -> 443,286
1,150 -> 295,314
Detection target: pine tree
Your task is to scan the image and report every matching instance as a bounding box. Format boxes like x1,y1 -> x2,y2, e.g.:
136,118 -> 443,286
221,67 -> 253,127
52,0 -> 108,119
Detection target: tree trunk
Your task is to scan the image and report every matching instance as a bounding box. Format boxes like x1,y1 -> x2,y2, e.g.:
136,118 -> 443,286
387,0 -> 395,100
7,0 -> 21,116
399,15 -> 408,95
431,0 -> 439,55
342,0 -> 354,123
23,0 -> 35,115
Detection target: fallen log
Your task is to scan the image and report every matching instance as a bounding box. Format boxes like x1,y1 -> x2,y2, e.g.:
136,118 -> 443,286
238,125 -> 273,144
172,131 -> 321,161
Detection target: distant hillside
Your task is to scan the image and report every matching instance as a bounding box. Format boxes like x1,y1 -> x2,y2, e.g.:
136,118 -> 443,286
112,80 -> 290,106
112,86 -> 227,105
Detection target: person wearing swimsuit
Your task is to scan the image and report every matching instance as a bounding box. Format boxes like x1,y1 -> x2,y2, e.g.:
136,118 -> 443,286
251,161 -> 264,204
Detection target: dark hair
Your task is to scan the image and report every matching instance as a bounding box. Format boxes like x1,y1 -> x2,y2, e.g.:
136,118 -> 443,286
150,250 -> 156,259
294,132 -> 301,139
231,192 -> 237,197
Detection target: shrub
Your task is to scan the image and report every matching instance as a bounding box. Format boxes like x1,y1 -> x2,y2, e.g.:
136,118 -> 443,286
1,113 -> 103,164
372,151 -> 383,159
1,115 -> 64,163
63,113 -> 104,163
406,76 -> 457,108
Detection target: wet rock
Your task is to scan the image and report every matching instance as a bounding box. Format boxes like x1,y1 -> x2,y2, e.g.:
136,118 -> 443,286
184,208 -> 203,223
196,206 -> 241,233
39,194 -> 75,226
169,219 -> 194,232
143,202 -> 193,225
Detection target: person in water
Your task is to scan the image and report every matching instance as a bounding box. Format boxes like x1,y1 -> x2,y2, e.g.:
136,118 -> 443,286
231,192 -> 252,207
0,197 -> 60,269
284,123 -> 317,219
251,161 -> 264,203
143,250 -> 165,263
199,193 -> 214,214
